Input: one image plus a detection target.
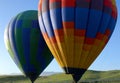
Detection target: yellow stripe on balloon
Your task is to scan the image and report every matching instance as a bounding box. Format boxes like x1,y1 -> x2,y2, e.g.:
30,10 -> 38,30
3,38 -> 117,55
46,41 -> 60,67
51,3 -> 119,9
111,0 -> 116,6
74,36 -> 84,68
63,22 -> 74,68
79,44 -> 92,69
54,29 -> 68,68
42,33 -> 64,67
85,34 -> 109,68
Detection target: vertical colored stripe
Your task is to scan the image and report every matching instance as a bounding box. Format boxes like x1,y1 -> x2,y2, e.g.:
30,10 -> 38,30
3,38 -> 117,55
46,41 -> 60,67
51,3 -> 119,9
42,12 -> 55,37
15,27 -> 27,71
50,0 -> 68,68
41,0 -> 65,67
86,10 -> 102,37
38,0 -> 117,72
50,8 -> 62,29
30,28 -> 44,72
22,28 -> 31,70
9,18 -> 25,71
75,8 -> 89,29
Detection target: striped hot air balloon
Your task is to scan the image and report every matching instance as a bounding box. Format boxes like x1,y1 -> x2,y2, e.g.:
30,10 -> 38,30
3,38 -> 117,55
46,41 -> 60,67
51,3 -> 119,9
4,10 -> 53,83
38,0 -> 117,82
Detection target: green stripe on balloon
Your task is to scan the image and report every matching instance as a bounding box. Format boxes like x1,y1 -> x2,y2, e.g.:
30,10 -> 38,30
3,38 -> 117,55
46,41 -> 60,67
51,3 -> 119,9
4,10 -> 53,83
4,26 -> 23,73
30,28 -> 40,69
15,28 -> 26,66
42,47 -> 53,64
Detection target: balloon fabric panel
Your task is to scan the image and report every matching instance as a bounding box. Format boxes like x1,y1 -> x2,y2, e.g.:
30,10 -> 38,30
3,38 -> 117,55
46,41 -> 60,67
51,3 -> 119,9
4,10 -> 53,83
38,0 -> 117,76
4,25 -> 23,71
9,18 -> 25,69
11,20 -> 47,72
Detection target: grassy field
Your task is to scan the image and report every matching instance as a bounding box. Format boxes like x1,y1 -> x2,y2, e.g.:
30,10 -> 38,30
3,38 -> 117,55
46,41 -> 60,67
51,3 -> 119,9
0,70 -> 120,83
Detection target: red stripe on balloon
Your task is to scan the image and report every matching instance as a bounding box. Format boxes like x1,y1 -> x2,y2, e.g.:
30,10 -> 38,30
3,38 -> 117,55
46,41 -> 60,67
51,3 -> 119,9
54,29 -> 64,42
63,22 -> 74,29
96,32 -> 104,40
112,7 -> 117,19
85,38 -> 94,45
62,0 -> 75,7
105,29 -> 111,37
50,37 -> 57,43
54,29 -> 63,36
104,0 -> 112,8
75,29 -> 86,37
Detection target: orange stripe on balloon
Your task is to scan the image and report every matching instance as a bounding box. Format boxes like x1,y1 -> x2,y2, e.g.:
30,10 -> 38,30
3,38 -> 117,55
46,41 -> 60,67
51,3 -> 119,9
83,44 -> 92,51
54,29 -> 64,42
49,37 -> 57,43
42,32 -> 50,43
93,39 -> 101,46
38,0 -> 42,11
54,29 -> 64,36
43,32 -> 67,67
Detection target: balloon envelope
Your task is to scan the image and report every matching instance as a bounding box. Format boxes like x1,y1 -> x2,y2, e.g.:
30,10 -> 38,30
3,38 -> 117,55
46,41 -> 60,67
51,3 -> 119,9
38,0 -> 117,82
4,10 -> 53,83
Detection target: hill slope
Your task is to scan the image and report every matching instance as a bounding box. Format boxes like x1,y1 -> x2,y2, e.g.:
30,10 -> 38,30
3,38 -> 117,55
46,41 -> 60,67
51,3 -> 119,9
0,70 -> 120,83
81,70 -> 120,82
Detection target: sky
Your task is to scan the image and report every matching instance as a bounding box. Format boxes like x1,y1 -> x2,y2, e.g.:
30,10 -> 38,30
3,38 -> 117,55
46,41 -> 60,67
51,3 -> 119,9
0,0 -> 120,75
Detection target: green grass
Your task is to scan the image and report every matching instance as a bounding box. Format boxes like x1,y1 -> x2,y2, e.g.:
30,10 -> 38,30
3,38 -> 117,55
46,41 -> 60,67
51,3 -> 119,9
0,70 -> 120,83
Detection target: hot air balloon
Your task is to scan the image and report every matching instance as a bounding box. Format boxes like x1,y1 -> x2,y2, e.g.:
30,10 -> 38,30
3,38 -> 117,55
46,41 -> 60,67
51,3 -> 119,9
38,0 -> 117,82
4,10 -> 53,83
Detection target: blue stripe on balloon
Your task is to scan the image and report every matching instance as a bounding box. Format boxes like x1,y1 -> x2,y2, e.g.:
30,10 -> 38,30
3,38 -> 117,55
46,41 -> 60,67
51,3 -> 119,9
86,10 -> 102,38
91,0 -> 103,11
9,18 -> 22,69
36,54 -> 46,72
38,14 -> 46,33
23,66 -> 36,73
62,7 -> 74,22
32,20 -> 40,29
108,17 -> 117,38
50,8 -> 62,30
22,28 -> 31,70
43,12 -> 55,37
36,37 -> 46,71
16,20 -> 23,28
99,13 -> 111,34
75,8 -> 89,29
108,18 -> 117,31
